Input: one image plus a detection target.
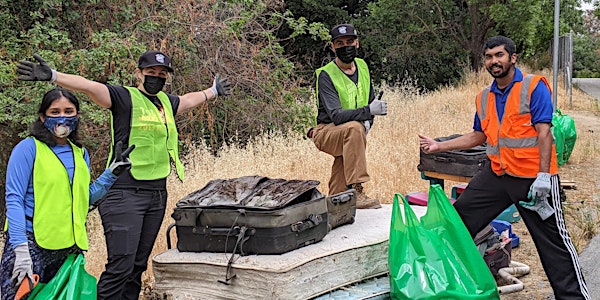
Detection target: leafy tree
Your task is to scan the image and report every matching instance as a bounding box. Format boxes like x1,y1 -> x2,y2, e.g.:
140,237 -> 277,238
573,33 -> 600,77
358,0 -> 587,91
490,0 -> 584,61
359,0 -> 469,90
0,0 -> 324,223
279,0 -> 374,83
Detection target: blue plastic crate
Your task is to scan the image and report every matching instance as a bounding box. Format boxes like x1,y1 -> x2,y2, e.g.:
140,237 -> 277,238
491,219 -> 520,248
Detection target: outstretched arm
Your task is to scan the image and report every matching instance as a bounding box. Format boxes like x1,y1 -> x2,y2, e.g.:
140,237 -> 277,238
177,73 -> 232,114
17,54 -> 111,108
419,131 -> 486,153
55,72 -> 111,108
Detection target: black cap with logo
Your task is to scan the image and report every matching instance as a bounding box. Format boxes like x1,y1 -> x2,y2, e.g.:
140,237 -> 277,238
330,24 -> 358,42
138,50 -> 174,73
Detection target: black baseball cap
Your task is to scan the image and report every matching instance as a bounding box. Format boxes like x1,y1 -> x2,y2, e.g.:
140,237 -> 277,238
330,24 -> 358,42
138,50 -> 174,73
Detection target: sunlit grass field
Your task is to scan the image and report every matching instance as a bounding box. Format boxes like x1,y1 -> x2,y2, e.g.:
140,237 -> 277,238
83,68 -> 600,291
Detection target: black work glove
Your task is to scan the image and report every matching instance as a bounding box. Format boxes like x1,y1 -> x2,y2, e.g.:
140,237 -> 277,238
210,73 -> 232,97
108,141 -> 135,176
16,54 -> 57,82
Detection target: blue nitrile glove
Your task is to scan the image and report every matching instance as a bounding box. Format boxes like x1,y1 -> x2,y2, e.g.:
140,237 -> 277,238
519,173 -> 555,220
210,73 -> 232,98
11,243 -> 33,289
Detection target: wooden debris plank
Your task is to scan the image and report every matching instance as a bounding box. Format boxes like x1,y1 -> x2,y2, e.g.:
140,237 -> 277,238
561,180 -> 577,190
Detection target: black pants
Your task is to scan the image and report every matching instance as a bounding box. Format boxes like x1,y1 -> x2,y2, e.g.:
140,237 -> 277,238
96,188 -> 166,300
454,163 -> 590,300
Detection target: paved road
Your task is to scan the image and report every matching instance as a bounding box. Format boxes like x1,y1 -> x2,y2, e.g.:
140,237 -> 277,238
573,78 -> 600,100
572,77 -> 600,299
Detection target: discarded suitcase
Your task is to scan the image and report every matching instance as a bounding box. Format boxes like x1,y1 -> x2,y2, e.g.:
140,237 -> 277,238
167,176 -> 329,255
418,134 -> 489,177
326,189 -> 356,230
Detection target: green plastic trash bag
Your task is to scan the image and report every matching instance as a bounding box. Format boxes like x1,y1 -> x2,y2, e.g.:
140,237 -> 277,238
28,254 -> 96,300
551,108 -> 577,166
388,185 -> 499,299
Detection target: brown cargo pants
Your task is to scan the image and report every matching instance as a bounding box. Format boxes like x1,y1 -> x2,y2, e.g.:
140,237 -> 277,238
311,121 -> 370,195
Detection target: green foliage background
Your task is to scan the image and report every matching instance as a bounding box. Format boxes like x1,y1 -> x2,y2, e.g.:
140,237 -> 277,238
1,0 -> 599,222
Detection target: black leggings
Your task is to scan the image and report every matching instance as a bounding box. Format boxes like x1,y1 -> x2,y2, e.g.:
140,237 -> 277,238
454,163 -> 590,299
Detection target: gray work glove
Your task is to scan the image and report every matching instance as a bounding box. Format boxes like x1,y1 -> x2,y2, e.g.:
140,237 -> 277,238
363,120 -> 371,135
519,172 -> 555,220
210,73 -> 232,97
528,172 -> 552,200
519,195 -> 555,220
11,243 -> 33,289
16,54 -> 57,82
109,141 -> 135,176
368,100 -> 388,116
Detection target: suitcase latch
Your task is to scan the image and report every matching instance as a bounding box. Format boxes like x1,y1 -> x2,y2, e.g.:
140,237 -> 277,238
291,214 -> 322,232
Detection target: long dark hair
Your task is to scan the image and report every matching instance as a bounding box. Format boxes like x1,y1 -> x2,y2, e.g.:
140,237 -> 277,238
30,88 -> 82,147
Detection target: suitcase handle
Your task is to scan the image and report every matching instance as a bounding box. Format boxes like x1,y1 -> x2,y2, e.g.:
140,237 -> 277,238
432,156 -> 456,163
330,192 -> 353,204
166,223 -> 176,249
291,214 -> 322,233
201,226 -> 256,237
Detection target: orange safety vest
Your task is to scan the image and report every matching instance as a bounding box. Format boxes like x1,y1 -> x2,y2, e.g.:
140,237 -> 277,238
476,73 -> 558,178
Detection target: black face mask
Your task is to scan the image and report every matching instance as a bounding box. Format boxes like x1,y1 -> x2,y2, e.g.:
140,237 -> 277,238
143,75 -> 166,95
335,45 -> 357,64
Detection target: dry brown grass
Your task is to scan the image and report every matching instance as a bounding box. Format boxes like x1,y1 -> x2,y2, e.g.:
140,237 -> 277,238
81,68 -> 600,299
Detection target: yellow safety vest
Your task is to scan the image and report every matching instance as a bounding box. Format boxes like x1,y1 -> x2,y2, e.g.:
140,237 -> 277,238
33,138 -> 90,250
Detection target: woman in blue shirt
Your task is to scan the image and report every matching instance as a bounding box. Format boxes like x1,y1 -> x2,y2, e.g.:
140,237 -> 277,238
0,88 -> 132,299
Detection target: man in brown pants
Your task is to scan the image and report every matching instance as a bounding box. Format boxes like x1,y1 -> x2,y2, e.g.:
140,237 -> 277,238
309,24 -> 388,209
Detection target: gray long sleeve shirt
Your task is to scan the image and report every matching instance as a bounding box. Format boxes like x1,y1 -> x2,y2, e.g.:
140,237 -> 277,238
316,66 -> 375,126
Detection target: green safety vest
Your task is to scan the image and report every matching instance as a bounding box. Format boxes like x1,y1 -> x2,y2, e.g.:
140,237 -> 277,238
33,138 -> 90,250
316,58 -> 370,109
117,87 -> 184,181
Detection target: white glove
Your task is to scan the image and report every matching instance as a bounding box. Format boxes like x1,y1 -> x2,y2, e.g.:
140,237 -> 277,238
528,172 -> 551,200
209,73 -> 232,98
11,243 -> 33,289
519,195 -> 555,220
519,172 -> 555,220
363,121 -> 371,135
368,100 -> 388,116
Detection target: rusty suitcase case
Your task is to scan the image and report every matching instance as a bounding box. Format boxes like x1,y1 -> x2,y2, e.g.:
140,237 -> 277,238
167,176 -> 329,255
418,134 -> 489,177
326,189 -> 356,230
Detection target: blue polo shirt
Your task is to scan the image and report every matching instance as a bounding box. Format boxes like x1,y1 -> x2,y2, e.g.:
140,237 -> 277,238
473,67 -> 553,132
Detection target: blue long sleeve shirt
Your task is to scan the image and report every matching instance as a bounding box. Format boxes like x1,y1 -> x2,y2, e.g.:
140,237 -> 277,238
5,138 -> 117,248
